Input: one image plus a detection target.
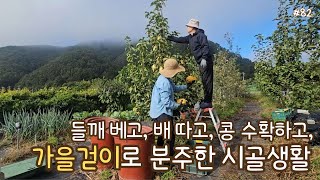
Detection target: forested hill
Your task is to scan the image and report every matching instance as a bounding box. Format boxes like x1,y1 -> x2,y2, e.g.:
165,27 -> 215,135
16,44 -> 126,89
0,41 -> 254,89
0,45 -> 64,87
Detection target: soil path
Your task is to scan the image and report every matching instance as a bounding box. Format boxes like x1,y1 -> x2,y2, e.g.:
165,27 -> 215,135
187,99 -> 266,180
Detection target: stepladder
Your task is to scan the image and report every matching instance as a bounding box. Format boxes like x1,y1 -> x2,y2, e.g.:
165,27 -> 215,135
194,108 -> 227,153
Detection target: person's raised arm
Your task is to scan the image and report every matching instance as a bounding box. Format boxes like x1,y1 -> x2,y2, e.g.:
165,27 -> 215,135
167,35 -> 190,44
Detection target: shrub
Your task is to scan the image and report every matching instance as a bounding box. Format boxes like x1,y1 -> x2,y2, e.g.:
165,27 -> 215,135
0,86 -> 104,115
253,1 -> 320,110
100,169 -> 113,180
98,79 -> 131,113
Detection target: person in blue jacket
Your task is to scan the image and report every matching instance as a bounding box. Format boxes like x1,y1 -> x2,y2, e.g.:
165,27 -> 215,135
149,58 -> 192,156
167,19 -> 213,109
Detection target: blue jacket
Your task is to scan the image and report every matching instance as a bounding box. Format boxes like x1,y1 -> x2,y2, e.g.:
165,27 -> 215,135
168,29 -> 212,64
149,75 -> 187,119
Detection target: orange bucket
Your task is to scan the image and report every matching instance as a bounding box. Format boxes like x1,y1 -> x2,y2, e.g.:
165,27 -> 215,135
85,117 -> 118,170
114,125 -> 154,180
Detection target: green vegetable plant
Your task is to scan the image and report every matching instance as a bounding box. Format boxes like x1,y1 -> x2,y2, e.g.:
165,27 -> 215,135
1,108 -> 71,142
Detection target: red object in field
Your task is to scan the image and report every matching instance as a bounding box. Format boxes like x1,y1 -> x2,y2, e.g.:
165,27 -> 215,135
180,111 -> 187,120
85,116 -> 118,170
188,108 -> 197,119
114,125 -> 154,180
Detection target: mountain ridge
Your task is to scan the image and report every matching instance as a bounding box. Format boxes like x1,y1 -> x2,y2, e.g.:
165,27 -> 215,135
0,41 -> 254,89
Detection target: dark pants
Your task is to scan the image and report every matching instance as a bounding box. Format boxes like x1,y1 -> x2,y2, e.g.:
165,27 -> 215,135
153,113 -> 175,156
200,61 -> 213,103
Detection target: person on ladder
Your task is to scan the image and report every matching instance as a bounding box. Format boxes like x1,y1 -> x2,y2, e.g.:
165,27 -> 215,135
167,18 -> 213,109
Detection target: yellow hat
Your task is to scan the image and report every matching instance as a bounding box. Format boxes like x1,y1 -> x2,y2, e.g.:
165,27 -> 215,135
159,58 -> 185,78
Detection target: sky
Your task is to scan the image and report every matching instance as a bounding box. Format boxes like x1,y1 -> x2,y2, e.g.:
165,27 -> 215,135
0,0 -> 280,60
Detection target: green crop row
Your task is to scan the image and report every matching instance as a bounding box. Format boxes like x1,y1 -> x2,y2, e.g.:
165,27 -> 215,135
0,86 -> 103,113
0,78 -> 132,117
1,108 -> 71,141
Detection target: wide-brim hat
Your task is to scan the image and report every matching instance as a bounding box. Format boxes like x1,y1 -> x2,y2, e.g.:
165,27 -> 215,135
186,18 -> 199,29
159,58 -> 185,78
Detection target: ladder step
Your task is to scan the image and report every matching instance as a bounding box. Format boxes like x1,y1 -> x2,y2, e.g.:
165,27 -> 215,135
202,108 -> 214,112
194,107 -> 226,153
199,116 -> 211,118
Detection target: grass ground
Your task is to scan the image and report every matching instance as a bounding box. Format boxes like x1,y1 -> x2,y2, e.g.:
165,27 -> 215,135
253,93 -> 280,119
0,132 -> 72,166
247,84 -> 280,119
215,98 -> 245,119
231,84 -> 320,180
0,141 -> 45,166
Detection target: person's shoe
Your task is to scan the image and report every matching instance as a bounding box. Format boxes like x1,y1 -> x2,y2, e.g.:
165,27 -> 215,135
194,102 -> 201,111
200,102 -> 212,109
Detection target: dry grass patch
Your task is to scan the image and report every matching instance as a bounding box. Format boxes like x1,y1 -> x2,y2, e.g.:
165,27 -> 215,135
0,141 -> 45,166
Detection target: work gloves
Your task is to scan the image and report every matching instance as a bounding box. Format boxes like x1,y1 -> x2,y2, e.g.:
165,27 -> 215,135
167,35 -> 174,41
176,98 -> 188,112
200,59 -> 207,69
186,76 -> 197,89
177,98 -> 187,105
